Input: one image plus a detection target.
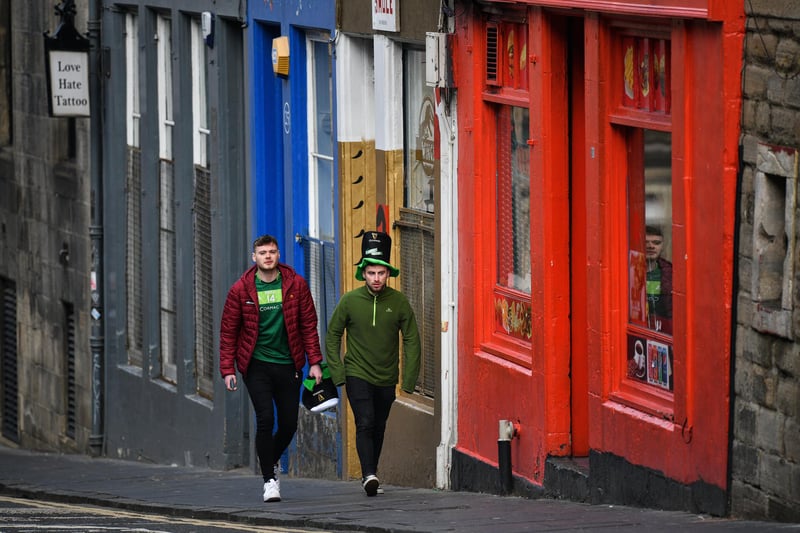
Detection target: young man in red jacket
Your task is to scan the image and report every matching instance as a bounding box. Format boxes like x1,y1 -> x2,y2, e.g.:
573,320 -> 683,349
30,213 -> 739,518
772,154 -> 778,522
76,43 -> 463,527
219,235 -> 323,503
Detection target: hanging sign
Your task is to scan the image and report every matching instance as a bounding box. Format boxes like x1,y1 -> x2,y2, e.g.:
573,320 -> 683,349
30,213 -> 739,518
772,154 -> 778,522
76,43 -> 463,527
44,0 -> 91,117
372,0 -> 399,32
47,50 -> 90,116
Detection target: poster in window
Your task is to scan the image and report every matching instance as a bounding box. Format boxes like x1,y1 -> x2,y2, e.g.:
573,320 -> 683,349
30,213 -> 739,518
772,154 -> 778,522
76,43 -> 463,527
652,39 -> 669,113
623,38 -> 636,108
627,334 -> 673,391
629,250 -> 647,326
626,334 -> 648,381
638,38 -> 650,110
646,338 -> 672,390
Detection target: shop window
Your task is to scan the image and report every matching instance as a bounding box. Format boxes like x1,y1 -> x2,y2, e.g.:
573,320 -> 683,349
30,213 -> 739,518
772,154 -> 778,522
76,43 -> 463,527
626,128 -> 673,392
613,31 -> 675,400
480,15 -> 532,359
751,142 -> 797,339
492,104 -> 532,348
307,34 -> 335,241
399,46 -> 437,398
497,105 -> 531,294
403,48 -> 435,214
305,32 -> 337,350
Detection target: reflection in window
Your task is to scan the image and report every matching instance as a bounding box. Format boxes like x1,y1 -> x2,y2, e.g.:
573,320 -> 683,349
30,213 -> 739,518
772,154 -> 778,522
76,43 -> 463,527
403,48 -> 435,213
627,129 -> 672,390
496,106 -> 530,293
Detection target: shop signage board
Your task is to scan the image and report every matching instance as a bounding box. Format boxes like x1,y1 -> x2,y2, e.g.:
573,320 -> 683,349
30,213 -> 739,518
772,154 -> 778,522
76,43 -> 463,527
372,0 -> 399,32
47,50 -> 90,117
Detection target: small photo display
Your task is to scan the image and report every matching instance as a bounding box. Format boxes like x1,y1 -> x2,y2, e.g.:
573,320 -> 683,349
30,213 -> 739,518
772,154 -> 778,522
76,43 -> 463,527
646,339 -> 672,390
626,334 -> 648,381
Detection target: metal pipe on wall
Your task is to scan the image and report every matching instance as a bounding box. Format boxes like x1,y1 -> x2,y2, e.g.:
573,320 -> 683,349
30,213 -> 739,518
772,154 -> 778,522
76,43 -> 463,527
498,419 -> 517,495
87,0 -> 104,457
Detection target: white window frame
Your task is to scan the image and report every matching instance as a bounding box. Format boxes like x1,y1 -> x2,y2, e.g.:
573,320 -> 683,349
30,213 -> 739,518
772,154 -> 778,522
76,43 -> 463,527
156,14 -> 173,160
125,12 -> 140,148
306,32 -> 335,241
190,18 -> 209,168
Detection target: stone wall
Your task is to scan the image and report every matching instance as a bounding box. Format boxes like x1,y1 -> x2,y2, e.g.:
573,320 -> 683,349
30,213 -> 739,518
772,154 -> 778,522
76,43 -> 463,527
0,0 -> 93,453
733,0 -> 800,522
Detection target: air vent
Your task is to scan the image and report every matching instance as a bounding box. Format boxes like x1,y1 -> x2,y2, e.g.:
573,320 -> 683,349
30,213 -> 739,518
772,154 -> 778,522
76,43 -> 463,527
486,24 -> 499,86
1,278 -> 19,443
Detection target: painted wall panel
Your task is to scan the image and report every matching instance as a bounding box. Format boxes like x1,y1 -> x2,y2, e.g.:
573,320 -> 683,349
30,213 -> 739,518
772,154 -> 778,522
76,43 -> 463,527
452,0 -> 744,513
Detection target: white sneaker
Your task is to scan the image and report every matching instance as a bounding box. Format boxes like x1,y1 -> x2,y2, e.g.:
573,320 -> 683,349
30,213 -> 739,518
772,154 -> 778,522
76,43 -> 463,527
362,474 -> 379,497
263,479 -> 281,502
376,484 -> 384,495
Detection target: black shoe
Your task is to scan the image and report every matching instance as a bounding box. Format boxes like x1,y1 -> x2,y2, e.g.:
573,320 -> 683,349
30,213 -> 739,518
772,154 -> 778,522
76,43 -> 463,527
362,474 -> 379,496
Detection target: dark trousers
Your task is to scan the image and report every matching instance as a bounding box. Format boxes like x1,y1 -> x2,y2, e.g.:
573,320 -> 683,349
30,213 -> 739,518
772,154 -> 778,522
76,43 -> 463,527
243,359 -> 300,481
345,376 -> 396,479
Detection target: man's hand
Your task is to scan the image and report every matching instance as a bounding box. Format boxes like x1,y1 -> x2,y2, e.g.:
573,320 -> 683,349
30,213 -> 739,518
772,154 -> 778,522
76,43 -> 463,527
224,374 -> 238,391
308,364 -> 323,384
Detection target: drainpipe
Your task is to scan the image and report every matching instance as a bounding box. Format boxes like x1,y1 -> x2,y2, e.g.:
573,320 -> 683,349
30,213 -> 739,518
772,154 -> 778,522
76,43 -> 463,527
87,0 -> 104,457
498,420 -> 519,495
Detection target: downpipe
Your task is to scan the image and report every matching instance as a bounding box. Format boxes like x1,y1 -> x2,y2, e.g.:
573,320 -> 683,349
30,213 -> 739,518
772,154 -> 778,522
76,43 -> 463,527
88,0 -> 104,457
498,420 -> 519,495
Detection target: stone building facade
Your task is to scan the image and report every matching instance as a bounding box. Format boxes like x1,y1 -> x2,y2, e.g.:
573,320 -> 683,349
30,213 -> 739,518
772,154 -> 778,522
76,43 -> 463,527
733,0 -> 800,522
0,0 -> 94,453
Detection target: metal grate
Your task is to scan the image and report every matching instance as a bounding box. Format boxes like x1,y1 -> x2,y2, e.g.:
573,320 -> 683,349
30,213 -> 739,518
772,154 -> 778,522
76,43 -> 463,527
126,146 -> 143,367
397,210 -> 436,398
159,159 -> 177,383
63,301 -> 76,440
1,278 -> 19,443
194,165 -> 214,398
299,235 -> 337,346
486,24 -> 499,86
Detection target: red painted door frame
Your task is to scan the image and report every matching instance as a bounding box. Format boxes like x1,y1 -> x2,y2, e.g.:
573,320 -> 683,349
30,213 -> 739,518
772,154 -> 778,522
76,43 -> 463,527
567,17 -> 589,457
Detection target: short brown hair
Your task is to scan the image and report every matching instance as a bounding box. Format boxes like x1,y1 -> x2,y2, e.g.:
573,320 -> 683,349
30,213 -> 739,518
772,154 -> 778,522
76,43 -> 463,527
253,234 -> 279,251
645,225 -> 663,237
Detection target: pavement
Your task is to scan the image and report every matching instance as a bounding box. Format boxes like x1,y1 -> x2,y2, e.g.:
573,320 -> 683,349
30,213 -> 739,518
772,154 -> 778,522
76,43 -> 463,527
0,445 -> 796,532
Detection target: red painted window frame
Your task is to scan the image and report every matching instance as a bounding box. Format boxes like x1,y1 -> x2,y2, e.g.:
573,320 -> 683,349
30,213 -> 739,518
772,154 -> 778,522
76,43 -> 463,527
605,22 -> 678,421
476,17 -> 535,369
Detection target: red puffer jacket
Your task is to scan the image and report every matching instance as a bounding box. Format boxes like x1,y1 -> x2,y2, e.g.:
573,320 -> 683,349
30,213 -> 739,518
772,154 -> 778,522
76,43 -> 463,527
219,263 -> 323,378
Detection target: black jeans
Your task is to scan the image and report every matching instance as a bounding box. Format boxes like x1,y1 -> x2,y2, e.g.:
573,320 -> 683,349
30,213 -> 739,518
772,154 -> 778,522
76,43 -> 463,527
345,376 -> 396,479
243,359 -> 301,481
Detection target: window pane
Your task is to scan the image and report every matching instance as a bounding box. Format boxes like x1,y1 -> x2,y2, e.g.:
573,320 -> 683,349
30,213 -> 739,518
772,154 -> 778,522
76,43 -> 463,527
403,48 -> 435,213
627,128 -> 672,391
497,106 -> 530,293
157,15 -> 173,160
644,131 -> 672,329
308,38 -> 334,241
125,12 -> 139,148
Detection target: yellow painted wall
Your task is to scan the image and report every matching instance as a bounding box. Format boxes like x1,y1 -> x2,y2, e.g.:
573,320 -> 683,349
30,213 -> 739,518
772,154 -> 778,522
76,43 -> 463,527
336,140 -> 406,480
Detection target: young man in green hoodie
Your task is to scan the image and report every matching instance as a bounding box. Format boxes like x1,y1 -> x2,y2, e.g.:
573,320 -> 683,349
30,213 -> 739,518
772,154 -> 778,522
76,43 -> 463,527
325,231 -> 421,496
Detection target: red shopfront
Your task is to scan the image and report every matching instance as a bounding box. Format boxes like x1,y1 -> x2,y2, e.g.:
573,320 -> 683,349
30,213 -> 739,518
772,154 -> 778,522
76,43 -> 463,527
452,0 -> 743,513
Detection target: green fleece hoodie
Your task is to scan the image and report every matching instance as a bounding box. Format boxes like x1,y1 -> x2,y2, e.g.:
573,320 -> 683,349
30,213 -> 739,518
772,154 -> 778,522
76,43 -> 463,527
325,284 -> 420,392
